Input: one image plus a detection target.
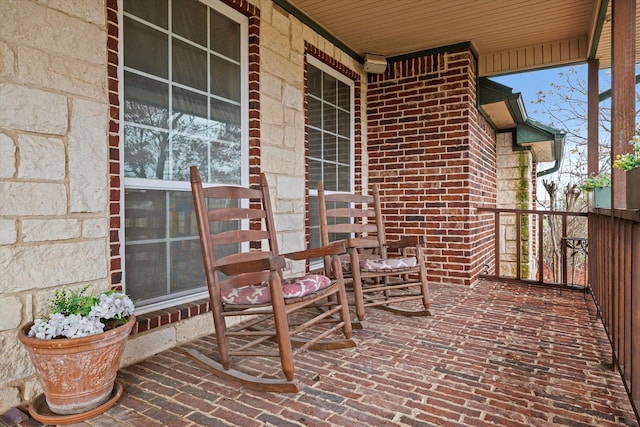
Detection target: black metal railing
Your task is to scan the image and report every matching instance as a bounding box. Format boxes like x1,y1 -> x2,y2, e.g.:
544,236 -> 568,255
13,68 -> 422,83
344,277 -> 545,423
477,208 -> 588,287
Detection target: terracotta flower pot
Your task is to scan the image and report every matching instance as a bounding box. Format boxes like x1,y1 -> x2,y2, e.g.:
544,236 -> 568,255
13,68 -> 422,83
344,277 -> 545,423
18,315 -> 135,416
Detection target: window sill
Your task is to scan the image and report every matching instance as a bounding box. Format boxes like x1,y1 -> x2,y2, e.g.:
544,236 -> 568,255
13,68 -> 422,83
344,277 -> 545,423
131,299 -> 210,334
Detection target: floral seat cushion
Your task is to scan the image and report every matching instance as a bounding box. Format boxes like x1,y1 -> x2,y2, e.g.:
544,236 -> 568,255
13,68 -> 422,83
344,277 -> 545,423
221,274 -> 332,305
360,257 -> 417,271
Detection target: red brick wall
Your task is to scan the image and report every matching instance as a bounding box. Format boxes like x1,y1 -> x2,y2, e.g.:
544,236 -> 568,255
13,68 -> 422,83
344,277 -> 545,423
367,48 -> 496,286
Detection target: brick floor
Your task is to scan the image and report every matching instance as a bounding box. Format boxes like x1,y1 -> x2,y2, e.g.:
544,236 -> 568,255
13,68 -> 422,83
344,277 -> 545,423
6,280 -> 639,426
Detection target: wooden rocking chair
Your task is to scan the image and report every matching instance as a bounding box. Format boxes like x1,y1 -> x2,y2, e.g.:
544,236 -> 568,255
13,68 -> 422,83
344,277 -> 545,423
318,181 -> 432,322
186,167 -> 354,392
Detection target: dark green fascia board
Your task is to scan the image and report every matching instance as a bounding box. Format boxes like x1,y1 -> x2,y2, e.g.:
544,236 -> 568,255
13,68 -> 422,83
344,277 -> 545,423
589,0 -> 610,59
272,0 -> 362,62
478,77 -> 527,123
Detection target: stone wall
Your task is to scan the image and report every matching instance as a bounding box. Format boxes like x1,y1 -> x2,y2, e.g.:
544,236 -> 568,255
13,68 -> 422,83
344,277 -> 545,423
496,132 -> 536,278
0,0 -> 111,411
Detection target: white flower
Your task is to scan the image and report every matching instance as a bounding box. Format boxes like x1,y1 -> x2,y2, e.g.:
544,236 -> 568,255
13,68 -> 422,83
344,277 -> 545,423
28,290 -> 135,340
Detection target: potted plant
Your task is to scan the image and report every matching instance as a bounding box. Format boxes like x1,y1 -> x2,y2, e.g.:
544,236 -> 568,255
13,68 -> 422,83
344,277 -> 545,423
613,134 -> 640,209
579,172 -> 611,208
18,286 -> 135,425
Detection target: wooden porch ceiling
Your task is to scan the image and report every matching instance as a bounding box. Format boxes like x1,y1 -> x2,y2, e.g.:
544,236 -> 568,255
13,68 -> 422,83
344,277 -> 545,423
281,0 -> 637,76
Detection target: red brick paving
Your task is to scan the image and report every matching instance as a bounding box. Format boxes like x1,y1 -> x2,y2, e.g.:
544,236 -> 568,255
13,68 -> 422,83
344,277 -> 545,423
7,280 -> 638,426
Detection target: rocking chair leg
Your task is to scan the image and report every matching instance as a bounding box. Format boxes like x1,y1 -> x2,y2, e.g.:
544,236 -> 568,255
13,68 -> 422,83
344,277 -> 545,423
184,349 -> 301,393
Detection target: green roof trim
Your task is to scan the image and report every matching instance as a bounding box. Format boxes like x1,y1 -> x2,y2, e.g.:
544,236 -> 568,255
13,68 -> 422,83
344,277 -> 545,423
589,0 -> 610,59
479,78 -> 566,176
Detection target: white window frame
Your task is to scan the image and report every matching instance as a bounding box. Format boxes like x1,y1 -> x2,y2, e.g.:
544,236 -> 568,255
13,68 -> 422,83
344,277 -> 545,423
306,55 -> 355,269
120,0 -> 249,314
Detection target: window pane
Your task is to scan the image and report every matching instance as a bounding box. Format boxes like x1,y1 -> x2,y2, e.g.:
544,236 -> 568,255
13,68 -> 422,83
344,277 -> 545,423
170,240 -> 205,293
308,66 -> 322,97
125,189 -> 206,304
337,80 -> 350,110
172,86 -> 208,133
125,242 -> 168,302
210,139 -> 241,184
324,134 -> 337,163
124,126 -> 169,179
337,165 -> 350,192
170,134 -> 208,182
322,72 -> 337,105
173,39 -> 207,91
211,55 -> 240,101
172,0 -> 207,46
337,109 -> 350,137
323,165 -> 337,191
124,16 -> 168,78
337,136 -> 350,164
124,72 -> 169,128
309,159 -> 322,189
323,104 -> 337,133
125,189 -> 167,240
210,99 -> 241,139
308,97 -> 321,128
124,0 -> 168,28
308,128 -> 322,160
210,9 -> 240,60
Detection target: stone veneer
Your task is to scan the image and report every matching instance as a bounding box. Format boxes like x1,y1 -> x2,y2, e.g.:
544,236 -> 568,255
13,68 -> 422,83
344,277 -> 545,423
0,0 -> 112,410
495,132 -> 536,279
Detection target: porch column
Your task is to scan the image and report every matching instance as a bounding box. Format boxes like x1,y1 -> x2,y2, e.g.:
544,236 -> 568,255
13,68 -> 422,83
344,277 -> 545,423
587,59 -> 599,177
611,0 -> 636,209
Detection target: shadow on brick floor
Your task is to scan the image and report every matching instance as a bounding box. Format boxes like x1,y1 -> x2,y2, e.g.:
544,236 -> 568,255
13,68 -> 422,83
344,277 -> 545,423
5,280 -> 639,427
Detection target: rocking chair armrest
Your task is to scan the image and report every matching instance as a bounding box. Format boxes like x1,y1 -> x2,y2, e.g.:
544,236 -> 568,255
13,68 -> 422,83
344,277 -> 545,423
282,242 -> 347,261
215,255 -> 286,276
386,235 -> 425,249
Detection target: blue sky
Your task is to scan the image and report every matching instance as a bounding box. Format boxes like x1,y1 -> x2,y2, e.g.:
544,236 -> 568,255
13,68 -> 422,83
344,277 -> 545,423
492,65 -> 588,117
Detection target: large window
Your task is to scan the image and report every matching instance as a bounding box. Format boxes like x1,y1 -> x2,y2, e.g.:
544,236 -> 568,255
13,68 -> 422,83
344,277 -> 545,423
307,57 -> 354,250
122,0 -> 247,311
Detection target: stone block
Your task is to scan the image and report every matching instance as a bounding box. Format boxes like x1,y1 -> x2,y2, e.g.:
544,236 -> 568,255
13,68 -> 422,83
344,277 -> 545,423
282,83 -> 302,110
121,326 -> 176,366
0,40 -> 15,80
261,94 -> 285,125
0,0 -> 105,64
0,296 -> 22,331
261,145 -> 297,175
0,84 -> 68,135
276,175 -> 305,200
0,220 -> 17,245
83,218 -> 108,238
40,0 -> 106,26
68,98 -> 108,213
17,134 -> 65,180
273,213 -> 303,232
0,134 -> 16,178
175,314 -> 213,344
22,219 -> 81,242
0,389 -> 21,416
0,240 -> 108,293
16,45 -> 106,100
0,182 -> 66,216
0,330 -> 34,384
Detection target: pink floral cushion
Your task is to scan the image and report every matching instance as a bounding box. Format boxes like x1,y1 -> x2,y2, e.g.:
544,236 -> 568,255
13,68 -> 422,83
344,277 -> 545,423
360,257 -> 417,270
221,274 -> 332,305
